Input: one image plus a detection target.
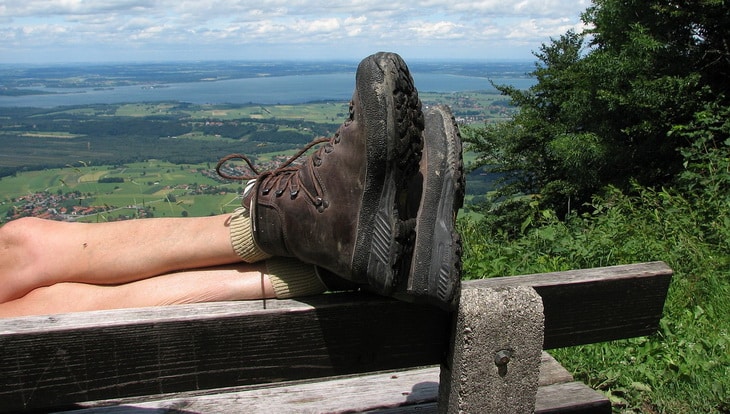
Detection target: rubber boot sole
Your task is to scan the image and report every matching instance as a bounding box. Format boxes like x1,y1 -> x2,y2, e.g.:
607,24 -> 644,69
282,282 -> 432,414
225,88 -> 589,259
351,52 -> 424,295
397,105 -> 464,309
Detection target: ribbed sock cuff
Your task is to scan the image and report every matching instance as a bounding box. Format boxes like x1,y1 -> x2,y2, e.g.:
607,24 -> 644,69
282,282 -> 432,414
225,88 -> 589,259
266,257 -> 327,299
230,207 -> 272,263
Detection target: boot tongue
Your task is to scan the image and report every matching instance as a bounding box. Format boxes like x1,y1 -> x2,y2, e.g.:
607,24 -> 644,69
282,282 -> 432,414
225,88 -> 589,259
241,179 -> 257,209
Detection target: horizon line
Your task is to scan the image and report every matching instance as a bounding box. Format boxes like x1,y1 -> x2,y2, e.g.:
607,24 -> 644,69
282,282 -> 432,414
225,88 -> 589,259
0,57 -> 538,67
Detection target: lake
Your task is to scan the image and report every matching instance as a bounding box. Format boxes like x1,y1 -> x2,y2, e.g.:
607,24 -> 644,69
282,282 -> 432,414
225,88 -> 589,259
0,72 -> 535,108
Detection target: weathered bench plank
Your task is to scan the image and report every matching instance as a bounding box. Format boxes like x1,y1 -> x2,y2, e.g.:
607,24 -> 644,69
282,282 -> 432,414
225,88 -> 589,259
0,262 -> 671,413
472,261 -> 673,348
61,353 -> 609,414
0,297 -> 450,413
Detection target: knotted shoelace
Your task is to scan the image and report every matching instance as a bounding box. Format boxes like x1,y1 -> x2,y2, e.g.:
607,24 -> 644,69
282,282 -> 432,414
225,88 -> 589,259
216,136 -> 334,211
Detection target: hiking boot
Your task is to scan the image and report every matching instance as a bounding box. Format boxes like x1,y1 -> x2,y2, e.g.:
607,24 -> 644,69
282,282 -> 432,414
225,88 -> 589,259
218,52 -> 424,295
397,105 -> 465,309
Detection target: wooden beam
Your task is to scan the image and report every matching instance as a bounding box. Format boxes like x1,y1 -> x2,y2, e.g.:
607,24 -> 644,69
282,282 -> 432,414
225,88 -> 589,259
471,261 -> 673,348
0,295 -> 449,413
0,262 -> 671,412
61,353 -> 609,414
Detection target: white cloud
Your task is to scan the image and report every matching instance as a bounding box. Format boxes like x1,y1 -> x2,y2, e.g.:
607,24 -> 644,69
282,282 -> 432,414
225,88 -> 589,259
20,24 -> 68,36
410,21 -> 465,40
129,25 -> 169,41
0,0 -> 591,62
294,17 -> 341,34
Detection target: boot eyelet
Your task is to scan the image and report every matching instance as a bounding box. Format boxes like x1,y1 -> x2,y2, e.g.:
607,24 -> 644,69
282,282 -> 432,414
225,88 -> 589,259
316,199 -> 329,213
262,188 -> 271,195
290,189 -> 299,198
314,158 -> 322,167
275,189 -> 285,196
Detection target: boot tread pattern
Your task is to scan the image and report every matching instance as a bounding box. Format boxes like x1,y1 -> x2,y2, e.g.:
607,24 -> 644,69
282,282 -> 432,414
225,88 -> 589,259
359,52 -> 423,294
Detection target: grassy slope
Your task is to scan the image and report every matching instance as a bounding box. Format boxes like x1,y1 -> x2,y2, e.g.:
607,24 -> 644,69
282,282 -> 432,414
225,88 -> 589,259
459,186 -> 730,413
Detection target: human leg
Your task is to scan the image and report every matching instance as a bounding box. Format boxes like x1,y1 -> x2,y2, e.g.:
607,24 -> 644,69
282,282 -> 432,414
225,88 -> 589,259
0,262 -> 273,317
0,255 -> 328,317
0,213 -> 243,303
0,178 -> 327,312
0,52 -> 463,313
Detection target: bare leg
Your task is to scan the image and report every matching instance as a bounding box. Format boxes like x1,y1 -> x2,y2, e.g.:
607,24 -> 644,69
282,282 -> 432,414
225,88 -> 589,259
0,215 -> 242,303
0,262 -> 275,317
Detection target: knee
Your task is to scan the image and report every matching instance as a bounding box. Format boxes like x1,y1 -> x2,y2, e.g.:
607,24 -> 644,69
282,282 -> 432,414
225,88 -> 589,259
0,217 -> 56,274
0,218 -> 50,303
0,217 -> 44,251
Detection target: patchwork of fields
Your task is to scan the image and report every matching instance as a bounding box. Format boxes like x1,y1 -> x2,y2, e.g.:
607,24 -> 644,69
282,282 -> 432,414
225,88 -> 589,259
0,92 -> 509,223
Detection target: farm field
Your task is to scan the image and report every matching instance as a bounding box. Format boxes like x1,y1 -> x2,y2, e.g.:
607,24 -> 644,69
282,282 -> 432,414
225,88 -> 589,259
1,148 -> 490,223
1,160 -> 248,222
0,91 -> 511,175
0,91 -> 508,223
108,91 -> 509,124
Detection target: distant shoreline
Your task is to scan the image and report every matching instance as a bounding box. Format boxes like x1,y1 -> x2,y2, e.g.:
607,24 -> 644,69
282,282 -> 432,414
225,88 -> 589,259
0,61 -> 535,108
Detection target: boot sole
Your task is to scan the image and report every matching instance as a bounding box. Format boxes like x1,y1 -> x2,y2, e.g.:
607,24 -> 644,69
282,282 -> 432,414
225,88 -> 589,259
351,52 -> 424,294
399,105 -> 465,309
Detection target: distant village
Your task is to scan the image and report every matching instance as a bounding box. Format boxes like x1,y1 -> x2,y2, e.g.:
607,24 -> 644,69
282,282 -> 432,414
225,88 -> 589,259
4,190 -> 147,223
3,171 -> 245,223
424,96 -> 515,125
2,158 -> 298,224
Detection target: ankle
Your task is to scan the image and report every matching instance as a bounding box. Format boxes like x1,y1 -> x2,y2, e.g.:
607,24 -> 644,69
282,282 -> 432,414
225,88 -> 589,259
229,207 -> 271,263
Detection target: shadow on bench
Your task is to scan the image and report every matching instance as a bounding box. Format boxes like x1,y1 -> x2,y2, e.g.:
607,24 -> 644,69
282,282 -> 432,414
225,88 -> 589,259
0,261 -> 672,413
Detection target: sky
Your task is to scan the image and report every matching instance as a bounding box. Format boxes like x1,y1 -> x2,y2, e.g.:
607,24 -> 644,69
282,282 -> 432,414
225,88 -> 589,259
0,0 -> 591,64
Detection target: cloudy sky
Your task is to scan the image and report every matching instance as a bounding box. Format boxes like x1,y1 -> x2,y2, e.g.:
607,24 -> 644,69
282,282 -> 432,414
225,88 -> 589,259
1,0 -> 591,64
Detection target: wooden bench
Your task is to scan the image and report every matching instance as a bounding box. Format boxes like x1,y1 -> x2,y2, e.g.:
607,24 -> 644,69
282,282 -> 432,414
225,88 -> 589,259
0,261 -> 672,413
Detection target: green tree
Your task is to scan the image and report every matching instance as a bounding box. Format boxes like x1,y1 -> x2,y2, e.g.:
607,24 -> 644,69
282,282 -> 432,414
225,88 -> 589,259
466,0 -> 729,221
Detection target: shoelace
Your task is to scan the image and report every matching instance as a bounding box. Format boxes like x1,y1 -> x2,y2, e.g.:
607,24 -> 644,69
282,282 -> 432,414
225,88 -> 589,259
216,137 -> 329,181
216,136 -> 333,211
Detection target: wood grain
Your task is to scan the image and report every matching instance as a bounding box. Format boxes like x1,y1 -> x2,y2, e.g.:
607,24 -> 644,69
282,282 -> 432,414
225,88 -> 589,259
63,353 -> 607,414
0,262 -> 670,412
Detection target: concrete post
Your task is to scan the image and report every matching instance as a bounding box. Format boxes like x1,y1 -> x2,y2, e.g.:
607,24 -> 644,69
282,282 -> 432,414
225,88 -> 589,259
439,285 -> 544,413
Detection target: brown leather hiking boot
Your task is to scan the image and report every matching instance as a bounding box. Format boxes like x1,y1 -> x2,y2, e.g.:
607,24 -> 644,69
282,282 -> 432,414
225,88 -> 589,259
218,52 -> 424,295
397,105 -> 465,309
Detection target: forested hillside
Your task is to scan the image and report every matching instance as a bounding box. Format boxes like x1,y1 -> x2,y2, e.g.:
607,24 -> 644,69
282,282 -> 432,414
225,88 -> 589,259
460,1 -> 729,412
0,103 -> 339,178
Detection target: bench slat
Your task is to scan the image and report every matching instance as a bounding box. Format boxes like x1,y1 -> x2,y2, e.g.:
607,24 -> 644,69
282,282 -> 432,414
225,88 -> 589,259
472,261 -> 673,348
536,382 -> 612,413
0,296 -> 449,412
0,262 -> 670,412
61,353 -> 609,414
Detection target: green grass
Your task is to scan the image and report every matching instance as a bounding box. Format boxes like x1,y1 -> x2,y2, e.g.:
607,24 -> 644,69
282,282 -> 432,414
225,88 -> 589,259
176,131 -> 233,141
459,185 -> 730,413
16,131 -> 83,139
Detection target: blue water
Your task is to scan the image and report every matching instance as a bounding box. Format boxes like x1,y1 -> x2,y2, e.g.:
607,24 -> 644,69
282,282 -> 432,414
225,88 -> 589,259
0,72 -> 535,108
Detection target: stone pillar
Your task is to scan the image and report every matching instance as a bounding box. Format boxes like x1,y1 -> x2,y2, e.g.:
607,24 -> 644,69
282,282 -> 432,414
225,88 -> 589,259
439,285 -> 544,413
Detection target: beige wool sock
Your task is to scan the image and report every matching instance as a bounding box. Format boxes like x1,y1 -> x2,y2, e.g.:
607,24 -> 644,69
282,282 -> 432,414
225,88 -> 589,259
266,257 -> 327,299
229,207 -> 272,263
